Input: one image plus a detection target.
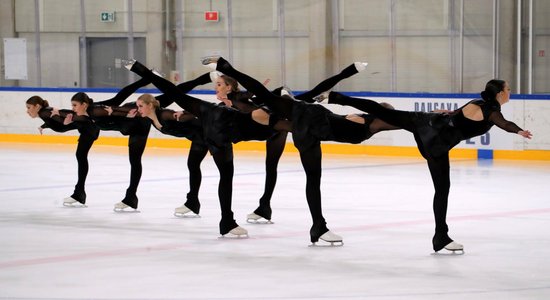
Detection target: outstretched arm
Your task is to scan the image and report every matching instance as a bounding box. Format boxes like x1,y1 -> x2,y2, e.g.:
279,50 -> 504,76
488,111 -> 532,139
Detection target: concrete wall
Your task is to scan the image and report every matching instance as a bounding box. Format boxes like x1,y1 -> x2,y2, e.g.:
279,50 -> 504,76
1,0 -> 549,94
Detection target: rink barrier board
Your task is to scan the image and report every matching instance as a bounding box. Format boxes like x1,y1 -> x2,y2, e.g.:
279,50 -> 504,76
4,87 -> 549,161
2,133 -> 549,161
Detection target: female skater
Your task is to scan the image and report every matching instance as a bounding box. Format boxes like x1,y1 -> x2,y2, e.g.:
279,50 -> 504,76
66,77 -> 152,212
202,56 -> 399,245
124,60 -> 291,237
319,79 -> 532,252
109,71 -> 214,217
68,72 -> 216,212
211,61 -> 368,223
25,95 -> 99,206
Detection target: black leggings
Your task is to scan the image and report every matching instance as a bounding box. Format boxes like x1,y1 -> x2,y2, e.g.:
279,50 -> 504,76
71,135 -> 96,203
121,133 -> 148,209
328,92 -> 418,131
96,77 -> 150,107
295,63 -> 360,103
128,61 -> 210,119
298,144 -> 329,242
253,131 -> 288,218
156,72 -> 212,108
183,141 -> 209,213
211,145 -> 239,235
328,92 -> 453,251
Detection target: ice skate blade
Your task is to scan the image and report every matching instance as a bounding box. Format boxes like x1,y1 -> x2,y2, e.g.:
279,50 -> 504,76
63,202 -> 87,208
309,240 -> 344,247
113,203 -> 140,213
246,213 -> 273,224
219,233 -> 249,239
246,218 -> 273,224
431,249 -> 465,256
174,212 -> 200,218
113,208 -> 140,213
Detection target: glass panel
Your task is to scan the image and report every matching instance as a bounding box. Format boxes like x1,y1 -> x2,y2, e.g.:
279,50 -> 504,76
533,0 -> 550,93
461,0 -> 494,92
2,0 -> 543,94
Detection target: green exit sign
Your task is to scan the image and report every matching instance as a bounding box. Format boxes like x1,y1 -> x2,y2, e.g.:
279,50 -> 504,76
100,12 -> 115,22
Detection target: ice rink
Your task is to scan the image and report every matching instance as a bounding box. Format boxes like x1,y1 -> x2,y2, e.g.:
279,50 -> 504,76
1,142 -> 549,300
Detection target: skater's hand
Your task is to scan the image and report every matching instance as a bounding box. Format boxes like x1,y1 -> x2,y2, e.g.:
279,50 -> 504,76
127,109 -> 138,118
104,106 -> 113,116
63,114 -> 73,125
518,130 -> 532,139
173,111 -> 183,121
51,108 -> 60,117
38,127 -> 43,135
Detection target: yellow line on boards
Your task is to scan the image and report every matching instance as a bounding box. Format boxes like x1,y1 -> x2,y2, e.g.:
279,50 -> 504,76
1,134 -> 549,160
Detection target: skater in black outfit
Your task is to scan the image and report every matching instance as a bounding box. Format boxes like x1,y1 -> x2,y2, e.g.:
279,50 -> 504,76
124,60 -> 290,237
210,62 -> 368,223
67,78 -> 152,211
321,79 -> 532,252
104,72 -> 214,217
26,96 -> 99,206
203,56 -> 399,245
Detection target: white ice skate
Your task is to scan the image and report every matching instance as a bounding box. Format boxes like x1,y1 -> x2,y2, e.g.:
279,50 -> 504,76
433,241 -> 465,255
280,86 -> 295,98
354,62 -> 369,73
313,91 -> 330,104
209,71 -> 222,82
220,226 -> 249,239
436,241 -> 464,255
174,204 -> 200,218
246,212 -> 273,224
151,68 -> 165,77
122,59 -> 136,70
113,202 -> 140,213
62,196 -> 86,208
200,56 -> 220,71
310,231 -> 344,247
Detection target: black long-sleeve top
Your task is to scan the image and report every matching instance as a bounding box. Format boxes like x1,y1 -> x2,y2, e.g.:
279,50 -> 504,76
449,99 -> 523,139
38,107 -> 99,140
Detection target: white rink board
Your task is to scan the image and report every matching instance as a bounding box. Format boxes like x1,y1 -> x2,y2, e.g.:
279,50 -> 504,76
1,88 -> 547,151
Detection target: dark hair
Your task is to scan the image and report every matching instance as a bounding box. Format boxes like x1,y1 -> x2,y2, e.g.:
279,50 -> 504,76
481,79 -> 506,102
71,92 -> 94,105
26,95 -> 49,108
220,75 -> 240,93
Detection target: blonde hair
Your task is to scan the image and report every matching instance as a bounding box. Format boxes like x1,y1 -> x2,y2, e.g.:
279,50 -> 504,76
138,94 -> 160,109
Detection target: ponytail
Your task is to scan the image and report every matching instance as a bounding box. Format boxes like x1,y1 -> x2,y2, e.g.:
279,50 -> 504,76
26,95 -> 49,108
